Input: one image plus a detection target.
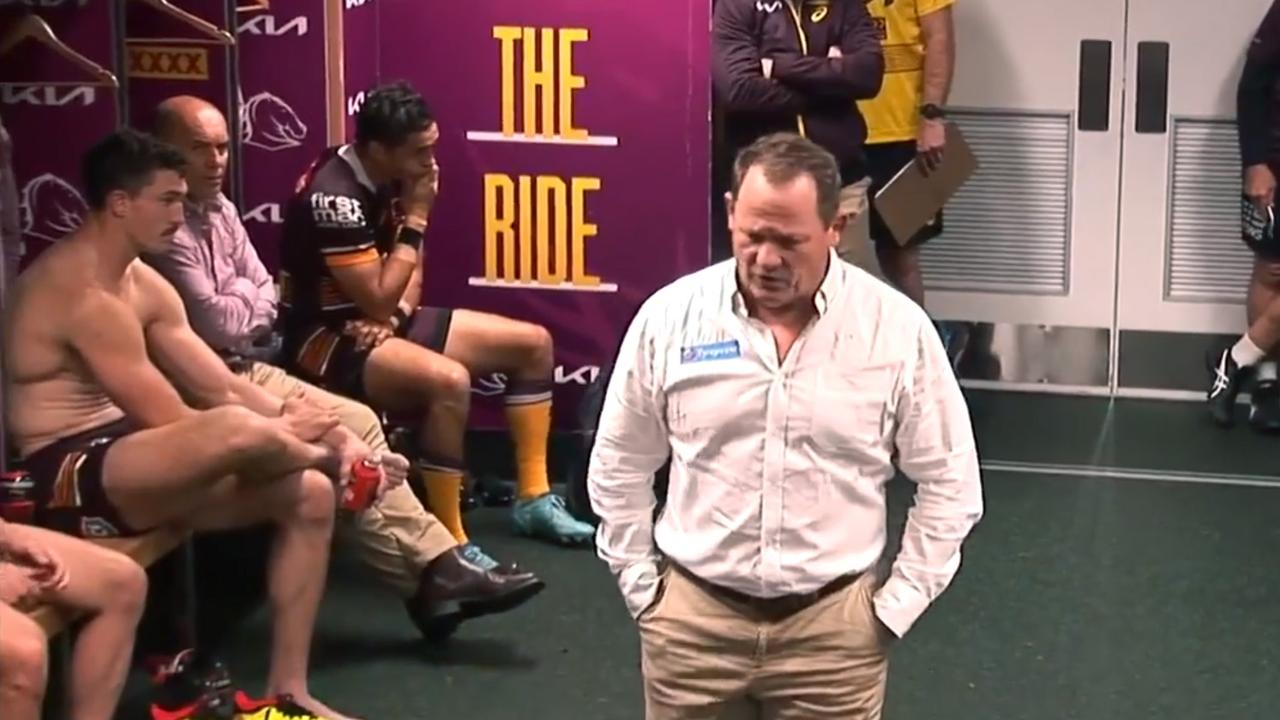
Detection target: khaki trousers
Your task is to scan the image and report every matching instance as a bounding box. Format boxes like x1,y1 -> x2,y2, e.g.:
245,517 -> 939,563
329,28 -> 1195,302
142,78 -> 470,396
242,362 -> 456,597
639,566 -> 890,720
835,178 -> 885,280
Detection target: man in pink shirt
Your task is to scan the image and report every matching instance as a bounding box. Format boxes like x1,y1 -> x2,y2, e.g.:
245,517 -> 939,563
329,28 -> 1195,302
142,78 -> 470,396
142,96 -> 544,641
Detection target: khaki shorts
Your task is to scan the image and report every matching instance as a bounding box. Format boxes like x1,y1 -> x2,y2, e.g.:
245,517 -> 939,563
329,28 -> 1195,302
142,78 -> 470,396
242,362 -> 456,597
835,177 -> 885,279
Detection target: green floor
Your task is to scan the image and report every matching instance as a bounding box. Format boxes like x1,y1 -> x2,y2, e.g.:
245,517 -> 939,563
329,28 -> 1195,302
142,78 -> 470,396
117,391 -> 1280,719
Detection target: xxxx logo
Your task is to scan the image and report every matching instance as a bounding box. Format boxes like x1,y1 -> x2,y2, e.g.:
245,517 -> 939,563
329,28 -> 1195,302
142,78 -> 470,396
127,45 -> 209,80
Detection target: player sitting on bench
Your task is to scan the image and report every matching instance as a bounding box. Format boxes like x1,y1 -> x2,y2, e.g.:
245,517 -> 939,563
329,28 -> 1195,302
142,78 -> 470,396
0,518 -> 147,720
275,81 -> 594,569
2,128 -> 387,720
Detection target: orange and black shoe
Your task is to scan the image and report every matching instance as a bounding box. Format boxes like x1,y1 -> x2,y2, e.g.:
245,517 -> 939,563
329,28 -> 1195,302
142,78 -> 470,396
148,650 -> 236,720
232,691 -> 325,719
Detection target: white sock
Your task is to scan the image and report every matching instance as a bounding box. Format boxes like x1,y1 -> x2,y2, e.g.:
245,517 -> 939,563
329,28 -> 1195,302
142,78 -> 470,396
1231,334 -> 1266,367
1258,360 -> 1278,382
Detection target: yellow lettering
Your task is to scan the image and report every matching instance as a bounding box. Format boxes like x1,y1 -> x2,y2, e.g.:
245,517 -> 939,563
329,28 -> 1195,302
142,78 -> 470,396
522,27 -> 556,138
557,28 -> 588,141
496,26 -> 592,139
483,173 -> 515,281
493,26 -> 522,136
482,173 -> 604,288
571,177 -> 602,287
518,174 -> 533,281
536,176 -> 568,283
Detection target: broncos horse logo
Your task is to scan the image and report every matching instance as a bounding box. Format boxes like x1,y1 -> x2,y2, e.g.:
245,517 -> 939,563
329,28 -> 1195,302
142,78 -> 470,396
20,173 -> 87,243
240,88 -> 308,151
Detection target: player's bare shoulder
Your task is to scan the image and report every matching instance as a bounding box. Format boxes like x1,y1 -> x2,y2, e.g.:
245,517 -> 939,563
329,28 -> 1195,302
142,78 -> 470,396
126,259 -> 188,325
3,239 -> 112,381
6,240 -> 101,335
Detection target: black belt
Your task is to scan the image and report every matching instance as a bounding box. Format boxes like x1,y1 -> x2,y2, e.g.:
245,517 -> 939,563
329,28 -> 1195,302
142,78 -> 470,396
673,563 -> 863,620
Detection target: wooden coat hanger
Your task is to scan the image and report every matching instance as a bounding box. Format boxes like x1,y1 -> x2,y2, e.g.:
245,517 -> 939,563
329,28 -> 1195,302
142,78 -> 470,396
127,0 -> 235,45
0,15 -> 119,87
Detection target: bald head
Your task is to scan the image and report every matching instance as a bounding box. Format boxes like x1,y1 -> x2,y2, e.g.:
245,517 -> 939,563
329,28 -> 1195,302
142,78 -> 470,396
153,96 -> 229,203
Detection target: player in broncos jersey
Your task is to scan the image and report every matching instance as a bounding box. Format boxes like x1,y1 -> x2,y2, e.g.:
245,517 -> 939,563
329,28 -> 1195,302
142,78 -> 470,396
277,82 -> 594,567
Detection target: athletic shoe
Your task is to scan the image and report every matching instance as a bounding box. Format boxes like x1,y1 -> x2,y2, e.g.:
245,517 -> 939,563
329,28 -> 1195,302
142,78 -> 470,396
1206,346 -> 1248,427
1250,380 -> 1280,432
233,692 -> 323,720
512,493 -> 594,546
148,650 -> 235,720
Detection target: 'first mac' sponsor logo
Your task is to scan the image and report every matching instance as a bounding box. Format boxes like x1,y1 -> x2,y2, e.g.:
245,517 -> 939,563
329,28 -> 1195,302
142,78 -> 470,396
310,193 -> 364,228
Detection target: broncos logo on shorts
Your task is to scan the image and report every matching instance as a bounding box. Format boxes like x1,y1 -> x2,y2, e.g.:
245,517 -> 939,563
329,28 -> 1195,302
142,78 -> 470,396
49,450 -> 89,509
294,327 -> 343,379
1242,195 -> 1280,259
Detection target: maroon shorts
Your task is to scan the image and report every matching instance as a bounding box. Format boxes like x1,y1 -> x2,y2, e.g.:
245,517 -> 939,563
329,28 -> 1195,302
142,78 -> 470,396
289,307 -> 455,400
20,418 -> 145,538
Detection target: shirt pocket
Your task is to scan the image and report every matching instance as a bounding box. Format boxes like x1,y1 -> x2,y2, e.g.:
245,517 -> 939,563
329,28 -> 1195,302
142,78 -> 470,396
808,364 -> 897,461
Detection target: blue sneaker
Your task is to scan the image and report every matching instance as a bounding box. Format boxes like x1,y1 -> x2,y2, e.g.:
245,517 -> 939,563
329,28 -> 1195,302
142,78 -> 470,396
512,493 -> 594,546
458,542 -> 500,571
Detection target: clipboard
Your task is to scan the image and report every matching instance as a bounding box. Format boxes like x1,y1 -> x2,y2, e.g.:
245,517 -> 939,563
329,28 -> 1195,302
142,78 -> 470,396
872,122 -> 978,246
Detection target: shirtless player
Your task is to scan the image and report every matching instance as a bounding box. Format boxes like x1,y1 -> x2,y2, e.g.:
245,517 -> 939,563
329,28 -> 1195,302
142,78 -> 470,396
2,128 -> 384,720
1,518 -> 147,720
278,82 -> 594,566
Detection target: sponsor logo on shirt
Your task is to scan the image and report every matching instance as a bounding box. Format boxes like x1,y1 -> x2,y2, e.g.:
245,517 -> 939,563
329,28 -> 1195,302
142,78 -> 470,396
80,517 -> 120,538
680,340 -> 741,364
310,193 -> 365,228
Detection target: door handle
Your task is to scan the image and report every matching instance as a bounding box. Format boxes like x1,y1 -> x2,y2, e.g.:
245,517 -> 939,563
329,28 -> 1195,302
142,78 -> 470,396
1135,41 -> 1170,134
1078,39 -> 1112,132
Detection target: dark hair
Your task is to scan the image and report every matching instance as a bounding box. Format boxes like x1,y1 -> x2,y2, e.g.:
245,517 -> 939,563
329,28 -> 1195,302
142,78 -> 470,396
81,128 -> 187,210
730,133 -> 842,226
355,81 -> 435,149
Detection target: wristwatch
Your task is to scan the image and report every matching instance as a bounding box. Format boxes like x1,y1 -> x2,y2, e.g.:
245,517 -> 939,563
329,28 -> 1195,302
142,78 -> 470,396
920,103 -> 947,120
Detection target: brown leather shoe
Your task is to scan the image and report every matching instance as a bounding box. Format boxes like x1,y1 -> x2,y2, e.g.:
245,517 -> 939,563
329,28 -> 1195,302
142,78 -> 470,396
404,547 -> 545,641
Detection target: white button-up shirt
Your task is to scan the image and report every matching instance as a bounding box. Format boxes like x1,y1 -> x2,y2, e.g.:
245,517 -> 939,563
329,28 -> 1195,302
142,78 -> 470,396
588,252 -> 983,637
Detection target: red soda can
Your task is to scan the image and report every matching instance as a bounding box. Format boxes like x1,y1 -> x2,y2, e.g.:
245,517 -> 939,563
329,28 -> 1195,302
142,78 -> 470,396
0,470 -> 36,524
341,458 -> 381,511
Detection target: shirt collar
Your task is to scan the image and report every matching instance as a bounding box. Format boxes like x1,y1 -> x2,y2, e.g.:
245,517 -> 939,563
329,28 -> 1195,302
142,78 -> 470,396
339,144 -> 377,192
727,249 -> 845,318
183,192 -> 226,223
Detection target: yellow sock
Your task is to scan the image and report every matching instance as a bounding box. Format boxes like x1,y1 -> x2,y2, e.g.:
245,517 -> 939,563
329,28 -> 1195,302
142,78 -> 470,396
505,398 -> 552,500
419,467 -> 468,544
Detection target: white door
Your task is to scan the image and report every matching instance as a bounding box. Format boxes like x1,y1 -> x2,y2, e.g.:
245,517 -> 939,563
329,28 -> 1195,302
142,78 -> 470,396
926,0 -> 1126,332
1114,0 -> 1270,331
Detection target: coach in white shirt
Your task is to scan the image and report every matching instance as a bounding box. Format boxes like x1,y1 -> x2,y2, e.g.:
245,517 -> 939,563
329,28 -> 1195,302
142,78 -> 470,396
588,132 -> 983,719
